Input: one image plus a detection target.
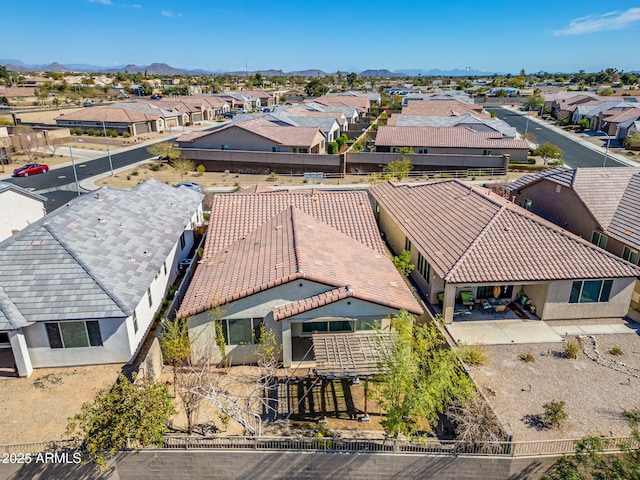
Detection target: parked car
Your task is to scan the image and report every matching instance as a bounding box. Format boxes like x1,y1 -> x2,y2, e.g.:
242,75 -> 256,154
150,95 -> 163,100
223,112 -> 234,119
13,163 -> 49,177
175,182 -> 203,193
83,101 -> 94,107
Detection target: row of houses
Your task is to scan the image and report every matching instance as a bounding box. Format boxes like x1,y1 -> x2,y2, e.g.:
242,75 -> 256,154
547,92 -> 640,140
374,92 -> 530,160
2,165 -> 639,376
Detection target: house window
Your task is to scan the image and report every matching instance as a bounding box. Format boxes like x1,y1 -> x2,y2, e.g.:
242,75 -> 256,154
355,319 -> 378,331
483,149 -> 492,156
132,311 -> 139,333
147,287 -> 153,307
569,279 -> 613,304
272,146 -> 281,152
0,332 -> 9,344
180,233 -> 186,250
523,199 -> 532,211
477,285 -> 513,299
45,321 -> 103,349
405,237 -> 412,252
221,144 -> 228,150
302,320 -> 354,334
417,253 -> 431,284
219,318 -> 264,345
417,148 -> 429,154
591,231 -> 608,249
623,246 -> 639,265
163,261 -> 167,275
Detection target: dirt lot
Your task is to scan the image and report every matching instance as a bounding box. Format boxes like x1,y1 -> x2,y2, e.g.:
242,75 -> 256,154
165,365 -> 388,438
0,364 -> 123,445
468,332 -> 640,442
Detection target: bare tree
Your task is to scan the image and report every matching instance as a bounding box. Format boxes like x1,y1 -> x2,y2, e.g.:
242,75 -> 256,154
446,392 -> 508,453
186,324 -> 283,436
14,126 -> 45,162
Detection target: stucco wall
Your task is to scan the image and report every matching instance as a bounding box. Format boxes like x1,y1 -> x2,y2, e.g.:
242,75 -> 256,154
514,179 -> 597,241
0,449 -> 561,480
25,317 -> 131,367
0,189 -> 45,242
541,277 -> 636,320
188,280 -> 331,365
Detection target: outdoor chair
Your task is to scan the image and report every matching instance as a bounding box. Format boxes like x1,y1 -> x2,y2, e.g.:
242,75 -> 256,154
460,291 -> 475,307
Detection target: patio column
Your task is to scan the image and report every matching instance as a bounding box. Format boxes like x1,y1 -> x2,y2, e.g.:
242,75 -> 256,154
9,329 -> 32,377
281,321 -> 292,368
442,284 -> 456,324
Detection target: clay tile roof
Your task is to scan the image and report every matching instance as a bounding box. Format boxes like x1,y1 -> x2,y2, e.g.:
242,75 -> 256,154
177,197 -> 422,318
54,106 -> 159,123
203,189 -> 385,256
375,125 -> 529,149
272,287 -> 352,321
370,180 -> 640,284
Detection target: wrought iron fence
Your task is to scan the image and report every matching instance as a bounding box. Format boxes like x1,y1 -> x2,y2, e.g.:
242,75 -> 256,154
3,435 -> 638,458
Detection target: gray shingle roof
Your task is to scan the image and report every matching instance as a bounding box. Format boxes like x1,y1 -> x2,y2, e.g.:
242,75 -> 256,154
0,179 -> 203,330
0,181 -> 47,202
508,167 -> 640,250
370,180 -> 640,284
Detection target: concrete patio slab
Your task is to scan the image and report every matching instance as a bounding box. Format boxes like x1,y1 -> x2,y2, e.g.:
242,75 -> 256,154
447,319 -> 565,345
551,323 -> 640,336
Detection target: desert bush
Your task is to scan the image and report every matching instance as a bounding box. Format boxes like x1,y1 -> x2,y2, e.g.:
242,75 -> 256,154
609,346 -> 624,356
542,400 -> 567,429
459,344 -> 488,366
564,339 -> 579,359
520,352 -> 535,362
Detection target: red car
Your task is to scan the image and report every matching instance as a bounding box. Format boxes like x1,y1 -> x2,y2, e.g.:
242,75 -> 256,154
13,163 -> 49,177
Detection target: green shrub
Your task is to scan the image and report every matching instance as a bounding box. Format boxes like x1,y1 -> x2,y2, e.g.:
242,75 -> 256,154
123,132 -> 131,138
459,344 -> 488,366
609,346 -> 624,356
148,162 -> 163,171
563,339 -> 579,359
87,128 -> 100,136
131,170 -> 139,177
520,352 -> 535,362
542,400 -> 567,429
327,142 -> 339,154
196,164 -> 205,176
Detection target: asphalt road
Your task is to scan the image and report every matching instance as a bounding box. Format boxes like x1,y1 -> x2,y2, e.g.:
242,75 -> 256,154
4,142 -> 161,211
486,106 -> 625,168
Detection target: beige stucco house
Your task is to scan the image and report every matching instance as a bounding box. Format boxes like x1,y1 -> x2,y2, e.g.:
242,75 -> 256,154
370,180 -> 640,324
177,189 -> 422,368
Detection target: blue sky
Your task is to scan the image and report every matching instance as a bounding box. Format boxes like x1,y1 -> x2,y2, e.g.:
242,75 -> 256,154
2,0 -> 640,74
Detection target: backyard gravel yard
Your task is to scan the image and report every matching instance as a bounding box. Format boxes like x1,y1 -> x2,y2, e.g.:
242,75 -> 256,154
468,332 -> 640,442
0,364 -> 123,445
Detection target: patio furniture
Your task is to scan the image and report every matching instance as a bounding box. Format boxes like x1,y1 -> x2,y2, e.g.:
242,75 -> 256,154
494,304 -> 508,315
460,291 -> 474,307
482,301 -> 492,314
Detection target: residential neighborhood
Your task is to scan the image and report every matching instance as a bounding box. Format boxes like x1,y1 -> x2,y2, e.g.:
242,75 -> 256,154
2,2 -> 640,478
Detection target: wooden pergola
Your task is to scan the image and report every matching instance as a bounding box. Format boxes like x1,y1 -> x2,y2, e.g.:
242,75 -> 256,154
310,332 -> 392,422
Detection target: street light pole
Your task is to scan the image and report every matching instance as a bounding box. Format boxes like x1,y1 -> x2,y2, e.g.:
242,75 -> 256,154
102,120 -> 114,175
603,136 -> 610,167
68,144 -> 81,197
598,130 -> 611,167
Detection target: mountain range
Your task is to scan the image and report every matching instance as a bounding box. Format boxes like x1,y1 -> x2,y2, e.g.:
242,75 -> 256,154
0,59 -> 501,77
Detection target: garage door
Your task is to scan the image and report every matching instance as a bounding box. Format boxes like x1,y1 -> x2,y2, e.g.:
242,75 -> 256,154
134,122 -> 150,135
